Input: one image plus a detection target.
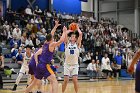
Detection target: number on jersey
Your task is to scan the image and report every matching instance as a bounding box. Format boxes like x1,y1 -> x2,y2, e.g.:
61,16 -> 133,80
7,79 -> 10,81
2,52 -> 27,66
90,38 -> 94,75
70,50 -> 74,54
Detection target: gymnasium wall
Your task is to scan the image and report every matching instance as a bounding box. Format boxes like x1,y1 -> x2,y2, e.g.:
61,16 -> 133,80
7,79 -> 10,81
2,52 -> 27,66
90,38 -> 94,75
11,0 -> 49,11
53,0 -> 81,14
81,0 -> 93,12
100,2 -> 117,20
118,1 -> 134,32
100,1 -> 135,32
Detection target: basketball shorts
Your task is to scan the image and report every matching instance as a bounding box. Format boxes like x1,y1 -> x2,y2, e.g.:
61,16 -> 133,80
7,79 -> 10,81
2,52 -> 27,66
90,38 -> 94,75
35,63 -> 54,80
136,62 -> 140,92
64,63 -> 79,77
19,65 -> 29,75
28,58 -> 36,75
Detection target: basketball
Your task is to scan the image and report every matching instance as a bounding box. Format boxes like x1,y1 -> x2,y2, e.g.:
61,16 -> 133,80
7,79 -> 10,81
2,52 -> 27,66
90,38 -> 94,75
69,23 -> 77,31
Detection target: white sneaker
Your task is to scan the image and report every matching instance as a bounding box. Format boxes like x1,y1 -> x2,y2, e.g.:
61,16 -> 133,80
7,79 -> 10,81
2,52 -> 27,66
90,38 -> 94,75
90,79 -> 94,81
58,77 -> 62,80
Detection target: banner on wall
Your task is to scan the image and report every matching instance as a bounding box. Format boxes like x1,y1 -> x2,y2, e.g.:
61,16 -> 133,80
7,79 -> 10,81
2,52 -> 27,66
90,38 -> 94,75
11,0 -> 49,11
53,0 -> 81,14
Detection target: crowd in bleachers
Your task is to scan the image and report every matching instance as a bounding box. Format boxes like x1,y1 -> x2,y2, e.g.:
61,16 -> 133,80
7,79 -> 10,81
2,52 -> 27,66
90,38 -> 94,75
0,5 -> 139,82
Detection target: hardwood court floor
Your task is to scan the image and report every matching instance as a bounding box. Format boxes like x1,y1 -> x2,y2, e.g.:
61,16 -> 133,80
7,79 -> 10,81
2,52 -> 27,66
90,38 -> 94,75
0,80 -> 135,93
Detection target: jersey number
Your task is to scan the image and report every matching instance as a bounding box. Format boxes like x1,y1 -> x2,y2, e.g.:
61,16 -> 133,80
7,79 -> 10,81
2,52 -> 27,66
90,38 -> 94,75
70,50 -> 74,54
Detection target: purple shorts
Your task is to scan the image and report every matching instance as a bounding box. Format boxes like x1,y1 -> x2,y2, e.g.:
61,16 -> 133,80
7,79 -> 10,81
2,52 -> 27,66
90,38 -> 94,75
28,57 -> 36,75
35,63 -> 54,80
136,62 -> 140,92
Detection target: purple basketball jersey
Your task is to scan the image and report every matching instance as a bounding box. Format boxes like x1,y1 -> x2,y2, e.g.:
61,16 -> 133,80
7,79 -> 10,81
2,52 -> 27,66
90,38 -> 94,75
38,43 -> 53,64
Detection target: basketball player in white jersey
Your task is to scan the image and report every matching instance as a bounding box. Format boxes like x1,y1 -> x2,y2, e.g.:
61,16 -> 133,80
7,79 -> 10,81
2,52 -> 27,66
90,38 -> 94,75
62,25 -> 82,93
12,45 -> 33,91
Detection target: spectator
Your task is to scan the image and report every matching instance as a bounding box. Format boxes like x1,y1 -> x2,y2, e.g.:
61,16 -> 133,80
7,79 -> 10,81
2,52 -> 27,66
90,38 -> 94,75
26,22 -> 33,35
7,27 -> 13,44
21,32 -> 27,44
57,42 -> 65,65
101,53 -> 112,78
114,52 -> 123,77
102,53 -> 110,66
31,24 -> 38,34
82,53 -> 87,63
25,37 -> 34,46
25,5 -> 32,15
45,10 -> 52,18
12,25 -> 21,40
10,35 -> 21,48
127,52 -> 133,68
34,16 -> 39,24
3,21 -> 10,31
30,33 -> 40,48
96,60 -> 103,79
102,61 -> 112,79
93,51 -> 102,63
0,25 -> 7,42
111,61 -> 120,78
87,59 -> 97,81
16,47 -> 23,66
11,44 -> 18,63
85,52 -> 91,64
20,44 -> 25,53
80,45 -> 85,56
20,14 -> 27,28
34,6 -> 42,15
37,25 -> 46,41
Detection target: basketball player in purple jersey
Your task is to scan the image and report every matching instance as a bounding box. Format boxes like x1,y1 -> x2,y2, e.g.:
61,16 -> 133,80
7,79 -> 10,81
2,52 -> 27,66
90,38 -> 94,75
128,50 -> 140,93
26,21 -> 61,93
62,24 -> 82,93
25,26 -> 67,93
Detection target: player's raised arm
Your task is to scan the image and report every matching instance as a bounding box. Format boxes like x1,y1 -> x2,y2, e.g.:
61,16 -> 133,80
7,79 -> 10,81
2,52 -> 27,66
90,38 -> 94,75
64,30 -> 73,45
52,26 -> 67,47
128,49 -> 140,74
34,48 -> 42,65
51,20 -> 61,36
77,25 -> 82,48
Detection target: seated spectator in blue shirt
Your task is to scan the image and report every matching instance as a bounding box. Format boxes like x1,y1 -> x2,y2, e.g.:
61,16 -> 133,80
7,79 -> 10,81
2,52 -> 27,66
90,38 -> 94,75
16,47 -> 23,66
57,42 -> 65,65
11,44 -> 18,63
10,36 -> 21,48
114,52 -> 123,66
20,44 -> 26,53
114,52 -> 123,77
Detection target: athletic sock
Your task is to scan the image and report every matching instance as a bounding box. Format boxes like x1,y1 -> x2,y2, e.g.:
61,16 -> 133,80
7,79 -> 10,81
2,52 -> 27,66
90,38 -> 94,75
26,85 -> 29,88
0,83 -> 3,89
36,91 -> 42,93
12,84 -> 17,91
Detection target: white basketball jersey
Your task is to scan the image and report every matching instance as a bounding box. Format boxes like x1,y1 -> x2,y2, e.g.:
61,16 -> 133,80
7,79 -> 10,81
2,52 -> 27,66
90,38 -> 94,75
23,52 -> 33,66
65,42 -> 79,65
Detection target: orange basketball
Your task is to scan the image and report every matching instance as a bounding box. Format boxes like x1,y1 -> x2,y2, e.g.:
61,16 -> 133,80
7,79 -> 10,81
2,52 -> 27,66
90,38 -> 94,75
69,23 -> 77,31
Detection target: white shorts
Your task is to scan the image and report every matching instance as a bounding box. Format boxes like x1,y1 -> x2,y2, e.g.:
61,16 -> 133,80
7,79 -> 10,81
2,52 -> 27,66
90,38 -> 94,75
19,65 -> 29,75
64,63 -> 79,77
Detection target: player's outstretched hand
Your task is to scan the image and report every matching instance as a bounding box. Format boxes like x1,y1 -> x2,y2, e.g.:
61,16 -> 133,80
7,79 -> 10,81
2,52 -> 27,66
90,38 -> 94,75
76,24 -> 80,30
55,20 -> 61,27
128,64 -> 134,74
63,26 -> 67,32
